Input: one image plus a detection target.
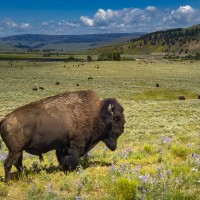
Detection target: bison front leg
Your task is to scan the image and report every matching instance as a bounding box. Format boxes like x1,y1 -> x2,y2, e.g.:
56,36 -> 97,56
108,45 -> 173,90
56,141 -> 85,171
56,147 -> 80,171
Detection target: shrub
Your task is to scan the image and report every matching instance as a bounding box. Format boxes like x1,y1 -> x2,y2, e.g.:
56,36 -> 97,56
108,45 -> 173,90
114,178 -> 138,200
171,145 -> 189,159
144,144 -> 154,154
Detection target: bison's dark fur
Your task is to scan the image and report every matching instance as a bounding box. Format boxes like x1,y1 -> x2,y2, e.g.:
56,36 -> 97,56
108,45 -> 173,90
0,90 -> 125,181
179,96 -> 185,100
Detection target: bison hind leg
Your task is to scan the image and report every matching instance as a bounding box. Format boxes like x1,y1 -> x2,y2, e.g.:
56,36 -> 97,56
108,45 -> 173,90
14,152 -> 23,174
4,151 -> 23,181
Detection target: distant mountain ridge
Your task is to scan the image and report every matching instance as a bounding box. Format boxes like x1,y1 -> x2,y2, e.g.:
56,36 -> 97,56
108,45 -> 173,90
0,33 -> 144,51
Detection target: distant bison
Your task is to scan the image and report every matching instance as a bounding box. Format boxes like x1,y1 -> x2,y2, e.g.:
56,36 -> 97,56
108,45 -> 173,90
156,83 -> 159,87
32,86 -> 38,91
179,96 -> 185,100
0,90 -> 125,181
39,86 -> 45,90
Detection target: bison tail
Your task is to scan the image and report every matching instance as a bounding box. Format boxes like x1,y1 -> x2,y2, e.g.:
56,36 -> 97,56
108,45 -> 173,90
0,119 -> 3,130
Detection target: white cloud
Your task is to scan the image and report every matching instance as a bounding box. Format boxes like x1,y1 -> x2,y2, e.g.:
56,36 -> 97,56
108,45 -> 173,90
176,5 -> 194,13
80,5 -> 200,33
163,5 -> 200,27
80,7 -> 161,32
40,20 -> 80,34
42,20 -> 55,27
146,6 -> 157,11
1,5 -> 200,36
20,23 -> 30,29
5,19 -> 18,29
0,19 -> 30,33
58,20 -> 79,27
80,16 -> 94,26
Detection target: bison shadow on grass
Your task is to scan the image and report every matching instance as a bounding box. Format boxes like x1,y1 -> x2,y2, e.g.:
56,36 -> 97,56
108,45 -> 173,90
0,157 -> 112,182
0,90 -> 125,181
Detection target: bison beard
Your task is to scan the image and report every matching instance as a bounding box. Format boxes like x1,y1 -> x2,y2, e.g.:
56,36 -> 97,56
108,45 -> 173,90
0,90 -> 125,181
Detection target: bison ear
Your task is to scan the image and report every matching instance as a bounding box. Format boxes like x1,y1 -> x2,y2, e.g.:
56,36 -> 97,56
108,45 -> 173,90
108,104 -> 114,116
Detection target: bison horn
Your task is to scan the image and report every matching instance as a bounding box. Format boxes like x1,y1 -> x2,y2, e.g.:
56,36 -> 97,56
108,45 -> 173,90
108,104 -> 114,115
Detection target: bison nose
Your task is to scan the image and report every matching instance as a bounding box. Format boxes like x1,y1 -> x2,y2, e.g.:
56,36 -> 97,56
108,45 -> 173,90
121,126 -> 124,132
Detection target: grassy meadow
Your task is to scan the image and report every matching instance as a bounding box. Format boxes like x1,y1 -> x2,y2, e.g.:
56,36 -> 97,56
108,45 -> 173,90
0,59 -> 200,199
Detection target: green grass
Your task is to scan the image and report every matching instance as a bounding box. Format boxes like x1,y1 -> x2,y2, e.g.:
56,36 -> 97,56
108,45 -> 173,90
0,60 -> 200,199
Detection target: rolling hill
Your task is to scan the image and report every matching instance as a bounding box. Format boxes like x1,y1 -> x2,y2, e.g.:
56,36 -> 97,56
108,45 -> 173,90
89,24 -> 200,56
0,33 -> 144,52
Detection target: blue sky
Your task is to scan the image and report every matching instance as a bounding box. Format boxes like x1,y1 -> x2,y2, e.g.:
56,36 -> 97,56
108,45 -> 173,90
0,0 -> 200,37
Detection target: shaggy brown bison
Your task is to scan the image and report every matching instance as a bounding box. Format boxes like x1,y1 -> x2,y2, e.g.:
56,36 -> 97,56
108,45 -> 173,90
179,96 -> 185,100
0,90 -> 125,181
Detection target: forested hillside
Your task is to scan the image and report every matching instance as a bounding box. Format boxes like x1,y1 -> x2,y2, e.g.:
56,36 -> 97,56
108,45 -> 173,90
90,24 -> 200,56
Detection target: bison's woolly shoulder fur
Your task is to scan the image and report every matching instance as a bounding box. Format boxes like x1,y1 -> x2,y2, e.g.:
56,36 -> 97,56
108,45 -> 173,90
6,89 -> 99,114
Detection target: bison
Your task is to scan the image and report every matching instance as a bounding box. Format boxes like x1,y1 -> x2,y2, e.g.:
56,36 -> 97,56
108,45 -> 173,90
179,96 -> 185,100
0,90 -> 125,181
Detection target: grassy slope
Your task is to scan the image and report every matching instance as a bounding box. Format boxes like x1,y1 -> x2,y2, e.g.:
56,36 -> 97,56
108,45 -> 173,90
89,25 -> 200,55
0,60 -> 200,199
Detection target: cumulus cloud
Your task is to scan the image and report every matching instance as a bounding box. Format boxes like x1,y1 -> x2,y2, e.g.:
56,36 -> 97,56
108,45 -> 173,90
80,16 -> 94,26
1,5 -> 200,36
146,6 -> 157,11
0,18 -> 30,32
80,7 -> 162,32
177,5 -> 195,13
163,5 -> 200,27
80,5 -> 200,33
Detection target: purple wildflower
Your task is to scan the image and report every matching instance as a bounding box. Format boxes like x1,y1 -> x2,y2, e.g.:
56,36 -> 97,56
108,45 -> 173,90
157,166 -> 162,173
111,163 -> 115,171
74,196 -> 82,200
152,178 -> 157,184
159,172 -> 164,178
50,183 -> 53,191
161,136 -> 173,144
32,185 -> 35,191
120,165 -> 126,173
0,153 -> 8,161
126,147 -> 132,153
139,174 -> 149,183
168,169 -> 172,176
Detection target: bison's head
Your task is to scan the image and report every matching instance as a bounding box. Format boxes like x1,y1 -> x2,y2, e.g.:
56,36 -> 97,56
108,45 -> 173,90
101,98 -> 125,151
